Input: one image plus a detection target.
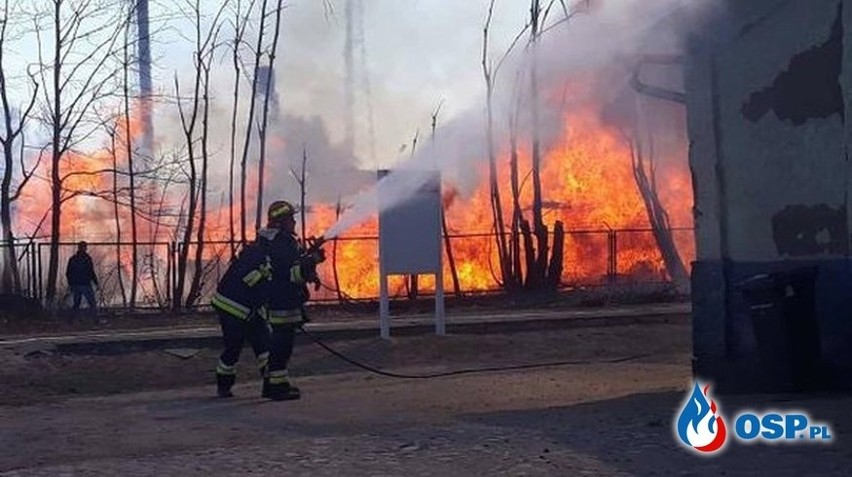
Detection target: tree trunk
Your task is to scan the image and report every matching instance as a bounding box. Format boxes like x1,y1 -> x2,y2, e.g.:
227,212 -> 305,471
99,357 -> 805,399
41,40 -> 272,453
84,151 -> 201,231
149,180 -> 172,309
239,0 -> 269,243
529,0 -> 549,288
228,3 -> 244,258
482,0 -> 512,290
520,219 -> 536,288
0,120 -> 18,293
46,0 -> 62,306
187,59 -> 213,307
0,140 -> 19,293
0,1 -> 23,294
174,1 -> 224,308
508,122 -> 523,287
431,103 -> 461,296
174,149 -> 197,309
254,0 -> 284,233
631,135 -> 689,291
332,198 -> 343,302
110,134 -> 127,307
173,67 -> 202,308
441,213 -> 461,296
300,147 -> 307,241
123,31 -> 139,308
546,220 -> 564,289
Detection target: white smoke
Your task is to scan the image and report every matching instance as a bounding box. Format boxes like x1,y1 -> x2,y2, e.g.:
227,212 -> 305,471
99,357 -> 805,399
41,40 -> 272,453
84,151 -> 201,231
323,0 -> 722,239
262,113 -> 375,205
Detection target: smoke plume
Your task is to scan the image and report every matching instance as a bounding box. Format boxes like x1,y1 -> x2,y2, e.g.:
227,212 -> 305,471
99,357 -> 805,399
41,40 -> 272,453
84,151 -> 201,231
324,0 -> 722,239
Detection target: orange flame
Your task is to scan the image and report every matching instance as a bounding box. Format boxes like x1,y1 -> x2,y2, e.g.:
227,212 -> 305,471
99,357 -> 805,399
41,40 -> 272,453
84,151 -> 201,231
306,100 -> 694,299
13,94 -> 694,303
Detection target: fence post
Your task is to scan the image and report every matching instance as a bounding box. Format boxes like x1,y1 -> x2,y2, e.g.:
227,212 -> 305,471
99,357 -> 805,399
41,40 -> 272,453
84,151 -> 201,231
607,230 -> 617,284
30,243 -> 37,300
167,242 -> 174,307
612,231 -> 618,284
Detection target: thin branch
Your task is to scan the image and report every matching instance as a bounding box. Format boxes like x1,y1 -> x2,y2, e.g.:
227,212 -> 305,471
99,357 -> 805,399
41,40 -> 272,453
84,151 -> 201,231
630,54 -> 686,104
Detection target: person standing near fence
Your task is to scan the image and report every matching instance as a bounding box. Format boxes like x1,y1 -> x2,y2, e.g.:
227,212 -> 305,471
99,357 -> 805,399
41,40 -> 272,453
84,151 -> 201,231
65,241 -> 98,317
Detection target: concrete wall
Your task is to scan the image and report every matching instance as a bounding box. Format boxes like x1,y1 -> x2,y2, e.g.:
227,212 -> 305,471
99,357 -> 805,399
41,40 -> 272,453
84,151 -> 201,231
687,0 -> 852,391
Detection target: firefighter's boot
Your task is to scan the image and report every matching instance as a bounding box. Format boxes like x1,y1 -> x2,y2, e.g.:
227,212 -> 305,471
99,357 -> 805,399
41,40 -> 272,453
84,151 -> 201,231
216,373 -> 236,398
264,381 -> 301,401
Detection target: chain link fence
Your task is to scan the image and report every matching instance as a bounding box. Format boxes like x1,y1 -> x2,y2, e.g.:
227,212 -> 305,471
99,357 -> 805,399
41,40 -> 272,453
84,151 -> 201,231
0,228 -> 695,309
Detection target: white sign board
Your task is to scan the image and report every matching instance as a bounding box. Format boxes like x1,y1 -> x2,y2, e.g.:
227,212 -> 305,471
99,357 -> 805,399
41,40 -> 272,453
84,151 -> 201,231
377,169 -> 445,337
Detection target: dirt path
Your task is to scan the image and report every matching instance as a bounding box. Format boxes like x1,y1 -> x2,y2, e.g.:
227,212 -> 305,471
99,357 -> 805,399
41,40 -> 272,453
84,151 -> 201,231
1,322 -> 849,476
0,321 -> 686,406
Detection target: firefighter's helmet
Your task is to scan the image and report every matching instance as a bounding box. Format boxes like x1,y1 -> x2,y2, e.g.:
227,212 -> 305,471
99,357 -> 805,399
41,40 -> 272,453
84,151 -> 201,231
268,200 -> 296,222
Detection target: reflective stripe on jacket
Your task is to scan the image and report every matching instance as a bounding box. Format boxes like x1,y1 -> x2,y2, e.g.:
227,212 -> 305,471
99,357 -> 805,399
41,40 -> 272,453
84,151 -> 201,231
263,307 -> 302,326
211,292 -> 252,320
213,241 -> 272,319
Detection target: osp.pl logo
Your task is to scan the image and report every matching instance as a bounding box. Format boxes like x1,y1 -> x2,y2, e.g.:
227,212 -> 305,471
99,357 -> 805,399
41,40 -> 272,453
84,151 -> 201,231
674,381 -> 833,455
676,383 -> 727,453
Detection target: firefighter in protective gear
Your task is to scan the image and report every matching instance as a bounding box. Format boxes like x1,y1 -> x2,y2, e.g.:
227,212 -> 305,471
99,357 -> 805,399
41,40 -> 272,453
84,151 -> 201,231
259,200 -> 325,401
211,239 -> 273,398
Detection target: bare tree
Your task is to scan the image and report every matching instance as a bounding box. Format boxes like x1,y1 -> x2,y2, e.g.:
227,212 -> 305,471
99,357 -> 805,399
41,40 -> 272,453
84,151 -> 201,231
482,0 -> 512,290
0,0 -> 40,294
507,83 -> 525,284
522,0 -> 587,290
527,0 -> 550,289
484,0 -> 582,291
238,0 -> 269,243
631,98 -> 688,291
331,195 -> 343,302
253,0 -> 285,233
173,0 -> 226,308
147,153 -> 182,308
287,146 -> 308,243
227,0 -> 256,257
430,101 -> 462,296
105,122 -> 127,306
35,0 -> 129,306
121,7 -> 140,307
629,54 -> 688,290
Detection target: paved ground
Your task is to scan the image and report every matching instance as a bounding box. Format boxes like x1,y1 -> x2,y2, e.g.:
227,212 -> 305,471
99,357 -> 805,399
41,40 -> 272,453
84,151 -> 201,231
1,315 -> 850,476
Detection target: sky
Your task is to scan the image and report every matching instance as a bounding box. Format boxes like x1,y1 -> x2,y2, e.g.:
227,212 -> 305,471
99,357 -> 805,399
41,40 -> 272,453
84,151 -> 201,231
145,0 -> 705,170
156,0 -> 532,169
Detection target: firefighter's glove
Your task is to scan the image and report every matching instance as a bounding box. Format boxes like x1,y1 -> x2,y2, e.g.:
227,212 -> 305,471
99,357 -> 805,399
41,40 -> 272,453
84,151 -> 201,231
310,248 -> 326,264
300,255 -> 320,283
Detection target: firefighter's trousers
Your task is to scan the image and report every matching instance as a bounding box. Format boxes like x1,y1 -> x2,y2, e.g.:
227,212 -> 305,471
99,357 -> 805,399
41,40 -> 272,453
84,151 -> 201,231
267,322 -> 296,387
215,308 -> 270,388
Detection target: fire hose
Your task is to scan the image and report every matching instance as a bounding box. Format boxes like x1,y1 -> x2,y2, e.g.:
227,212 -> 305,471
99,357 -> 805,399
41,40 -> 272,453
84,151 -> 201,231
297,235 -> 651,379
297,324 -> 652,379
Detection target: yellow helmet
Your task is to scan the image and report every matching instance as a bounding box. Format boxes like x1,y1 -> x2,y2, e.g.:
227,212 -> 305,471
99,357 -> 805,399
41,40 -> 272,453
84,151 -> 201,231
267,200 -> 296,222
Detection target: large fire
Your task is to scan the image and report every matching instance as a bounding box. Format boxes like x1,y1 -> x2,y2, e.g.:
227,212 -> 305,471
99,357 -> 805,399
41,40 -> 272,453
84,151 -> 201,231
12,93 -> 694,303
307,100 -> 694,299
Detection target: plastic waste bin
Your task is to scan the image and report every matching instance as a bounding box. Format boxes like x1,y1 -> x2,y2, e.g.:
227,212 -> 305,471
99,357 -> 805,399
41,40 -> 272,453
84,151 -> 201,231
738,267 -> 822,391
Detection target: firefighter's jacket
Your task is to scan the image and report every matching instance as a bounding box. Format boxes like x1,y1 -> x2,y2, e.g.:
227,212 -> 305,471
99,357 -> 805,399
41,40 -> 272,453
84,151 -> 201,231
210,241 -> 272,320
256,228 -> 312,326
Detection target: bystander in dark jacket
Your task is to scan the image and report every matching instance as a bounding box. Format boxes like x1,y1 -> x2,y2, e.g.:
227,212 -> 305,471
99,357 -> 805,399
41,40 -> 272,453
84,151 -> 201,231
65,241 -> 98,313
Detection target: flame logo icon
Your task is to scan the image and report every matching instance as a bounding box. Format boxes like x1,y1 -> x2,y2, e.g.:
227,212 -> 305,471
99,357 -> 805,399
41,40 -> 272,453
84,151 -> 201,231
676,383 -> 727,453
